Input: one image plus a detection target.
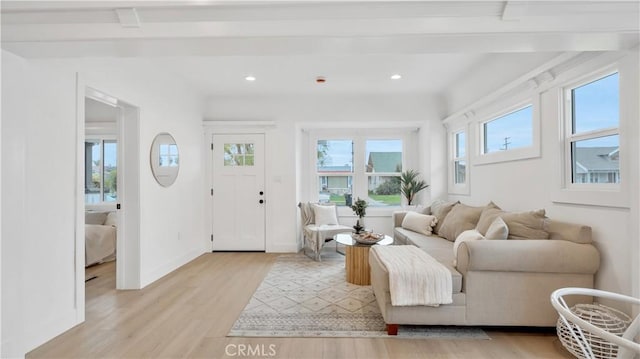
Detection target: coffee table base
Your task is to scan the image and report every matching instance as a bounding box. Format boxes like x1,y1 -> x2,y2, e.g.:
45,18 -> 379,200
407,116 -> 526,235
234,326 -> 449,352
345,245 -> 372,285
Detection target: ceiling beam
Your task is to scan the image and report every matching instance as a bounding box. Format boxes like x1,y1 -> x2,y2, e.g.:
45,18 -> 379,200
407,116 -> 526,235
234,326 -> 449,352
3,32 -> 638,58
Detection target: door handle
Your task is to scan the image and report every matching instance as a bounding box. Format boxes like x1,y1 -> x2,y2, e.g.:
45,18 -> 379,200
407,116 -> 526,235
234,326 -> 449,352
259,191 -> 264,195
259,199 -> 264,204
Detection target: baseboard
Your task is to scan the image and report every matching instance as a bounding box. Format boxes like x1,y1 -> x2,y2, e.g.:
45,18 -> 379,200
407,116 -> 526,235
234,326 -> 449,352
2,307 -> 80,359
140,247 -> 205,288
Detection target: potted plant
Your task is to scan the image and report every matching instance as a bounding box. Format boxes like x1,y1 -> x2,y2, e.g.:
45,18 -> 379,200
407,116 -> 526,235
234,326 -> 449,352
350,197 -> 368,234
400,170 -> 429,206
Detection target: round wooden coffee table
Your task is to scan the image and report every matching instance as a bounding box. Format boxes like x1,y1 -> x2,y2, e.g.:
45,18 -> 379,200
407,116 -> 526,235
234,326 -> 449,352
334,233 -> 393,285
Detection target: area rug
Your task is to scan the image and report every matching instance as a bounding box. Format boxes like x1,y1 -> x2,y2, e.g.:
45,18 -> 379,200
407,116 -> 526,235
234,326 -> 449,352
228,251 -> 489,339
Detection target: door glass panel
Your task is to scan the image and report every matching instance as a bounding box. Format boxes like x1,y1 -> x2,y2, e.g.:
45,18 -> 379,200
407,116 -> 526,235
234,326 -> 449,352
224,143 -> 254,166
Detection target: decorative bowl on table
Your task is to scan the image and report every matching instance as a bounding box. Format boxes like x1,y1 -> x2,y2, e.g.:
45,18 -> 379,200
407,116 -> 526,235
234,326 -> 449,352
352,232 -> 384,245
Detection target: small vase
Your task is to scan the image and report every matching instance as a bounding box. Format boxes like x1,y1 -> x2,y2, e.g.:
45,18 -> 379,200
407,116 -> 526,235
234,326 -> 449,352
353,219 -> 365,234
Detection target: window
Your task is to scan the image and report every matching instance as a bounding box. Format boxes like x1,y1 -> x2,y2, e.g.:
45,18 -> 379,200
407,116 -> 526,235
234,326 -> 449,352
316,140 -> 353,206
453,132 -> 466,185
482,105 -> 533,154
366,140 -> 402,206
567,72 -> 620,185
315,137 -> 403,207
85,139 -> 117,204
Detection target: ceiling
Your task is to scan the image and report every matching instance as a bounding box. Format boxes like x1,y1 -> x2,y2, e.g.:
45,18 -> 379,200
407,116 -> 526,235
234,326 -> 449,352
2,1 -> 638,97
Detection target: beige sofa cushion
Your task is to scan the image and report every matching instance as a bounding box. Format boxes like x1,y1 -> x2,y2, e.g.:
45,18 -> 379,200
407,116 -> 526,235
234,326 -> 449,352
545,219 -> 592,244
502,209 -> 549,239
431,200 -> 458,235
438,203 -> 485,241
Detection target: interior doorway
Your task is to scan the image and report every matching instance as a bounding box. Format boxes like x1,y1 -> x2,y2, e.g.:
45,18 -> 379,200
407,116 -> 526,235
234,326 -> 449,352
84,96 -> 119,286
80,87 -> 140,297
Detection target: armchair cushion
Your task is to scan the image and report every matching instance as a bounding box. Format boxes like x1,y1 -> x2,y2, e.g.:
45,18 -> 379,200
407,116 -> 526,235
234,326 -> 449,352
312,204 -> 339,225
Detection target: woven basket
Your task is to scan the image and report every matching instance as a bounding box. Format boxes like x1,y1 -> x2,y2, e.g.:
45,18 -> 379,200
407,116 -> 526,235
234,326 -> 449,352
557,303 -> 632,359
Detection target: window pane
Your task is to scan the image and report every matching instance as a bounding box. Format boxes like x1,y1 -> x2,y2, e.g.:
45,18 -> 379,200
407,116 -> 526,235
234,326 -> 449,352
85,141 -> 101,204
318,176 -> 352,206
224,143 -> 253,166
368,175 -> 401,206
571,135 -> 619,184
365,139 -> 402,173
455,132 -> 465,158
103,141 -> 117,202
483,106 -> 533,153
317,140 -> 353,172
572,73 -> 619,134
454,161 -> 466,184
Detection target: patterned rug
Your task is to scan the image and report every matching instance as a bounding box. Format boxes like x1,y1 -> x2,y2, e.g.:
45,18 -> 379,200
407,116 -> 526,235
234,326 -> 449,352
228,250 -> 489,339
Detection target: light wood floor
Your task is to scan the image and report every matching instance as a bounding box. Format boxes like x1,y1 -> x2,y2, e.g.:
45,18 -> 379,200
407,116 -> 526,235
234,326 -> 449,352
28,252 -> 573,359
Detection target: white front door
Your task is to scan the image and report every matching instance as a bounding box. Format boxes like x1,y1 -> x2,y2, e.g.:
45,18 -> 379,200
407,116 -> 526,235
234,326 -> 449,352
211,134 -> 266,251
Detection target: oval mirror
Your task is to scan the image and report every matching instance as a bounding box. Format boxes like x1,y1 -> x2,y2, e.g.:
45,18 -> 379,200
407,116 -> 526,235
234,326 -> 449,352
150,132 -> 179,187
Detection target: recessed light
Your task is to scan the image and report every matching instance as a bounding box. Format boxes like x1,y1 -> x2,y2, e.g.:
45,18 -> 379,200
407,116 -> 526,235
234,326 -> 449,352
245,75 -> 256,81
390,74 -> 402,80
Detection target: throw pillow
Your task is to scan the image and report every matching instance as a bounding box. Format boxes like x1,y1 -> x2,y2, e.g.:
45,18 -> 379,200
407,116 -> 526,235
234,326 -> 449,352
401,212 -> 438,236
501,209 -> 549,239
475,202 -> 504,235
485,217 -> 508,240
437,203 -> 485,242
430,199 -> 459,235
453,229 -> 485,266
312,204 -> 339,226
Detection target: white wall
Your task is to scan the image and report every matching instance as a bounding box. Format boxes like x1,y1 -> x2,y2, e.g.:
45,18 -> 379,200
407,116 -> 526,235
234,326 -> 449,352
1,53 -> 206,357
71,63 -> 207,287
445,50 -> 640,309
205,94 -> 444,246
1,50 -> 79,358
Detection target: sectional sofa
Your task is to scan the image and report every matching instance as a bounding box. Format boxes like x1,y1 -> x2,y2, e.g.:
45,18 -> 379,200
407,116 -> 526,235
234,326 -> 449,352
369,200 -> 600,335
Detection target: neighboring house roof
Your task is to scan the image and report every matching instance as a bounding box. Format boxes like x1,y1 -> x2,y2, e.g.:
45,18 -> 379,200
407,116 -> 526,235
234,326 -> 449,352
366,152 -> 402,173
317,165 -> 352,172
574,146 -> 619,173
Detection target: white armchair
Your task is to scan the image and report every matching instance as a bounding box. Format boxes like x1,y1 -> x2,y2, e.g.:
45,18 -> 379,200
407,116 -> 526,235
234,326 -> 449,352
298,202 -> 352,261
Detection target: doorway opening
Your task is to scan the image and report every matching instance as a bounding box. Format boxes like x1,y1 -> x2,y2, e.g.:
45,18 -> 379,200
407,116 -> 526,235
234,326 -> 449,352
80,87 -> 140,302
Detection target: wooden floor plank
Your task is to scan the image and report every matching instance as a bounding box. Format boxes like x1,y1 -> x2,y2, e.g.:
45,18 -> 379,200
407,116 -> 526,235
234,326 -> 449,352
27,252 -> 573,359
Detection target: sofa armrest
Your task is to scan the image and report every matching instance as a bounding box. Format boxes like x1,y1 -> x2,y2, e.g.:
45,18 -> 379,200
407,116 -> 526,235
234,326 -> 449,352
392,211 -> 408,228
456,239 -> 600,275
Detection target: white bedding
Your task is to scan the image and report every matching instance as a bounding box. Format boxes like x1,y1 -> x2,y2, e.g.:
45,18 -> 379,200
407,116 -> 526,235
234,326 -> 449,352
372,245 -> 452,307
85,224 -> 116,266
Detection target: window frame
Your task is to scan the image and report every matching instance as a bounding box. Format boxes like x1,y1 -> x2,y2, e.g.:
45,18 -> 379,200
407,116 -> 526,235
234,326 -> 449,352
309,130 -> 413,209
563,70 -> 620,191
448,126 -> 469,195
85,136 -> 118,205
474,96 -> 541,165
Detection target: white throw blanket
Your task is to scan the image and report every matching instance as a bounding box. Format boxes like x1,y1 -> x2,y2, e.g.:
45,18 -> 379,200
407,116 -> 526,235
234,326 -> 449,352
372,245 -> 452,306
